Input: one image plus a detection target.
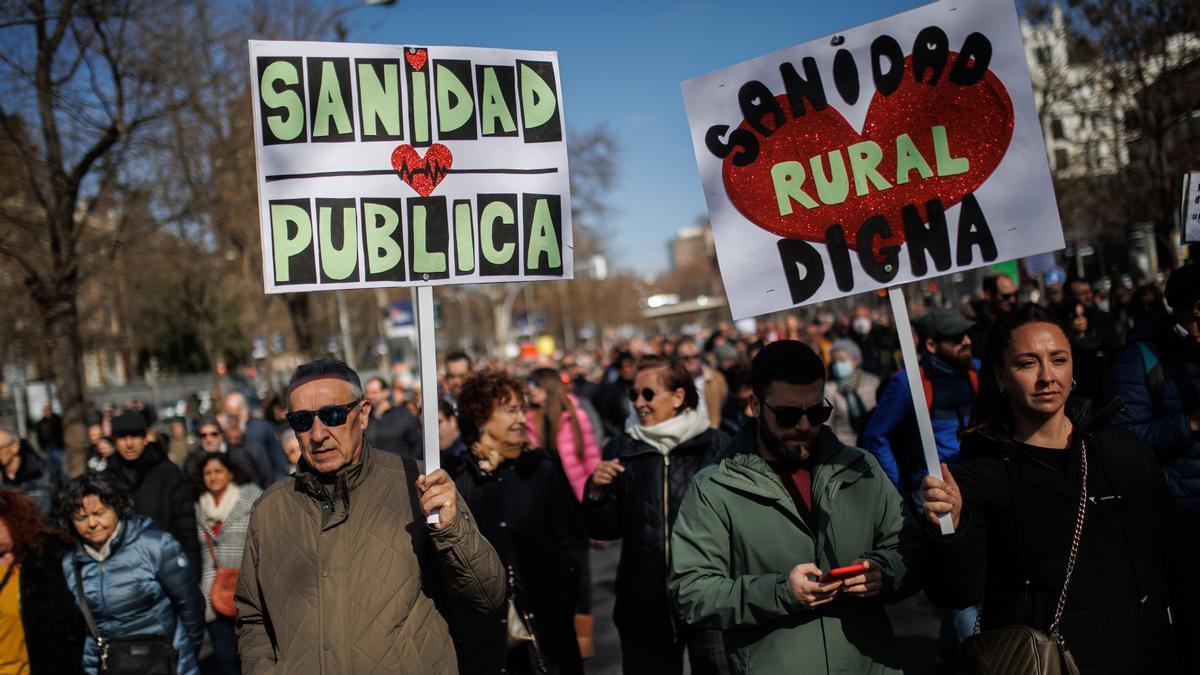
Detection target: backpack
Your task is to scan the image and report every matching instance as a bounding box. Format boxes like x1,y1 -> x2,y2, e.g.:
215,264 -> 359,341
919,365 -> 979,410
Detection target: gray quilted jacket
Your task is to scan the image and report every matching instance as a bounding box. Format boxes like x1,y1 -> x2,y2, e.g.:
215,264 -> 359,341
234,445 -> 505,674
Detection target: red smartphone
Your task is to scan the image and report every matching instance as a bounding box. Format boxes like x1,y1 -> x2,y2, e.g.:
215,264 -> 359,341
819,563 -> 867,583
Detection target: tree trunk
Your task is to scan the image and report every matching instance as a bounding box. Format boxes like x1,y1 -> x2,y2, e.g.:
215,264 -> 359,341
284,293 -> 316,358
38,290 -> 88,477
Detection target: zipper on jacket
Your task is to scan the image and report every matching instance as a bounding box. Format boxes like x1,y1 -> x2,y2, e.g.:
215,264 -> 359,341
663,453 -> 677,641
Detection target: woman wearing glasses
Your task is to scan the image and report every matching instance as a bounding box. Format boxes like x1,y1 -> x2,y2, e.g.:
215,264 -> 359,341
194,452 -> 261,675
449,369 -> 586,675
182,419 -> 260,492
583,355 -> 731,675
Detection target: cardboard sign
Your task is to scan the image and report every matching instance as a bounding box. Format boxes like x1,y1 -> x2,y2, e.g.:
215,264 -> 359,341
248,41 -> 573,293
682,0 -> 1062,319
1183,171 -> 1200,244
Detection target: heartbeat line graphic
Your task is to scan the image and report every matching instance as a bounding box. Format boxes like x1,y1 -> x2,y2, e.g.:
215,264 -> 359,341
392,157 -> 451,184
264,167 -> 558,183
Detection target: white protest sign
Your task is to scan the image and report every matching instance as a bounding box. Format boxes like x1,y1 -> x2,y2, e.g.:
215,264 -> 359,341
1183,171 -> 1200,244
682,0 -> 1062,319
248,41 -> 573,293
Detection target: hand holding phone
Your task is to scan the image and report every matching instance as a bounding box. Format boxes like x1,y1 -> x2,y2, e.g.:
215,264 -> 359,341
834,560 -> 883,598
819,563 -> 868,584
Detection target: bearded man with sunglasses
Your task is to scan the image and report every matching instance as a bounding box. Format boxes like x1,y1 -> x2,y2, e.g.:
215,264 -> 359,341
670,340 -> 920,675
235,359 -> 505,674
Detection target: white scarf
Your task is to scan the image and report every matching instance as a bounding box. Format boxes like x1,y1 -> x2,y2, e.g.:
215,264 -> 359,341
84,521 -> 122,562
628,408 -> 710,456
199,483 -> 242,528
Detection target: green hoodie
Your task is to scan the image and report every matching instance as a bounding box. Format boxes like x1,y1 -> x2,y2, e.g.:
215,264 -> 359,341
669,422 -> 920,674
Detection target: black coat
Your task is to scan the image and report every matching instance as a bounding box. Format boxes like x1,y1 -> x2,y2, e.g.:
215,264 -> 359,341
13,535 -> 85,674
924,400 -> 1200,674
365,405 -> 422,460
2,442 -> 62,518
449,447 -> 586,675
106,442 -> 201,575
582,427 -> 731,638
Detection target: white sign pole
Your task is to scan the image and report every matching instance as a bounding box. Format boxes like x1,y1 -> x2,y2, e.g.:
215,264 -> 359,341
888,286 -> 954,535
415,285 -> 441,525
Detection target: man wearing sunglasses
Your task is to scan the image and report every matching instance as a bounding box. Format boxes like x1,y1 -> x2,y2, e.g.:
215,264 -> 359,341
670,340 -> 920,675
235,359 -> 505,674
968,273 -> 1018,359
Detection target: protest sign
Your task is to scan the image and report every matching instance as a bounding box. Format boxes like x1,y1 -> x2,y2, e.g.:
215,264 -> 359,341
1183,171 -> 1200,244
683,0 -> 1062,319
248,41 -> 573,293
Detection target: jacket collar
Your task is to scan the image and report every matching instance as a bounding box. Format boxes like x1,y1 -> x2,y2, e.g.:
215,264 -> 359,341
461,443 -> 543,481
293,444 -> 372,529
973,397 -> 1124,453
714,421 -> 870,505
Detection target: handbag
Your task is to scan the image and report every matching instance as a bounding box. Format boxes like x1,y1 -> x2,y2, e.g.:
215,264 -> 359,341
73,560 -> 179,675
962,440 -> 1089,675
503,566 -> 547,674
204,531 -> 240,618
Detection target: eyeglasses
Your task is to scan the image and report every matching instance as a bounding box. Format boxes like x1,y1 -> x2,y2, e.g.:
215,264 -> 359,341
286,399 -> 364,433
679,353 -> 702,362
627,387 -> 659,403
938,332 -> 969,344
999,292 -> 1018,301
762,399 -> 833,428
198,431 -> 221,439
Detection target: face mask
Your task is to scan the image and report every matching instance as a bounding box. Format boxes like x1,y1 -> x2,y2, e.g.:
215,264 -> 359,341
832,360 -> 854,380
852,317 -> 872,335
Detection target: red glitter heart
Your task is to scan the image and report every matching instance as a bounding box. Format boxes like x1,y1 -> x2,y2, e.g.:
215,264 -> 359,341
391,143 -> 453,197
405,48 -> 427,72
722,52 -> 1013,250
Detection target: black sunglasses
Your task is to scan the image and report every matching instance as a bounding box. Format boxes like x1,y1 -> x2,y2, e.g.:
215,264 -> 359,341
763,399 -> 833,428
286,399 -> 364,433
627,387 -> 658,403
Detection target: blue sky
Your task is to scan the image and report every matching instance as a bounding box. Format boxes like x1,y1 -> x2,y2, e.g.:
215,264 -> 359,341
356,0 -> 930,273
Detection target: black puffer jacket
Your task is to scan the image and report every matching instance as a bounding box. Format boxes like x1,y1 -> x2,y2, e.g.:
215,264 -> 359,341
449,447 -> 586,675
582,426 -> 731,638
924,400 -> 1200,674
106,442 -> 201,575
2,441 -> 62,518
15,535 -> 84,674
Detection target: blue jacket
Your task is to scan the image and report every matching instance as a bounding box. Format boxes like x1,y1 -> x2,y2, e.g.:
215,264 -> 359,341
63,515 -> 206,675
860,354 -> 979,508
1107,330 -> 1200,534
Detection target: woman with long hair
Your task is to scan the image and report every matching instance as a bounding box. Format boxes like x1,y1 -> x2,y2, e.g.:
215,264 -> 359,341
526,367 -> 602,658
0,490 -> 84,674
526,368 -> 602,501
194,452 -> 262,675
921,303 -> 1200,673
449,369 -> 586,675
59,471 -> 205,674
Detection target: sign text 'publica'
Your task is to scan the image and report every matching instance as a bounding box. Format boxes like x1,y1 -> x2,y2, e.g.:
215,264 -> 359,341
248,41 -> 572,294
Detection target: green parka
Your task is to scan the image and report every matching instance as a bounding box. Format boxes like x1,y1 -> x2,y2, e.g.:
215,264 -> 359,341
669,423 -> 920,674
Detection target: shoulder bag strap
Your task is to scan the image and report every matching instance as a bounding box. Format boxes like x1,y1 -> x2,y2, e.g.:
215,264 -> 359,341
1049,439 -> 1089,647
203,530 -> 220,566
72,559 -> 103,644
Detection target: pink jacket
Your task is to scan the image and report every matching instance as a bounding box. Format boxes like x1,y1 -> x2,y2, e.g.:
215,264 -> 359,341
526,393 -> 601,502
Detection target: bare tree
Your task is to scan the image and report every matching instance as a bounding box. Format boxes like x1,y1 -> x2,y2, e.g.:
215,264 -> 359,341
0,0 -> 198,473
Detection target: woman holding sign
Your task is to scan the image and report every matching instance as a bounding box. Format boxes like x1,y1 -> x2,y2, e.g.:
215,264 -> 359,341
921,304 -> 1200,673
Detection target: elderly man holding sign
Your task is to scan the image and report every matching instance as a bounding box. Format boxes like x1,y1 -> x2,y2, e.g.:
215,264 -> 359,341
235,359 -> 505,674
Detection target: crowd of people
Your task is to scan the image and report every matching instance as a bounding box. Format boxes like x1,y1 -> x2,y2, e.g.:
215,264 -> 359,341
1,262 -> 1199,674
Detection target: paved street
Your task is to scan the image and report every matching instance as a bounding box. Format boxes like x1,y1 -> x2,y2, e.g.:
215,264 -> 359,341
585,541 -> 943,675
